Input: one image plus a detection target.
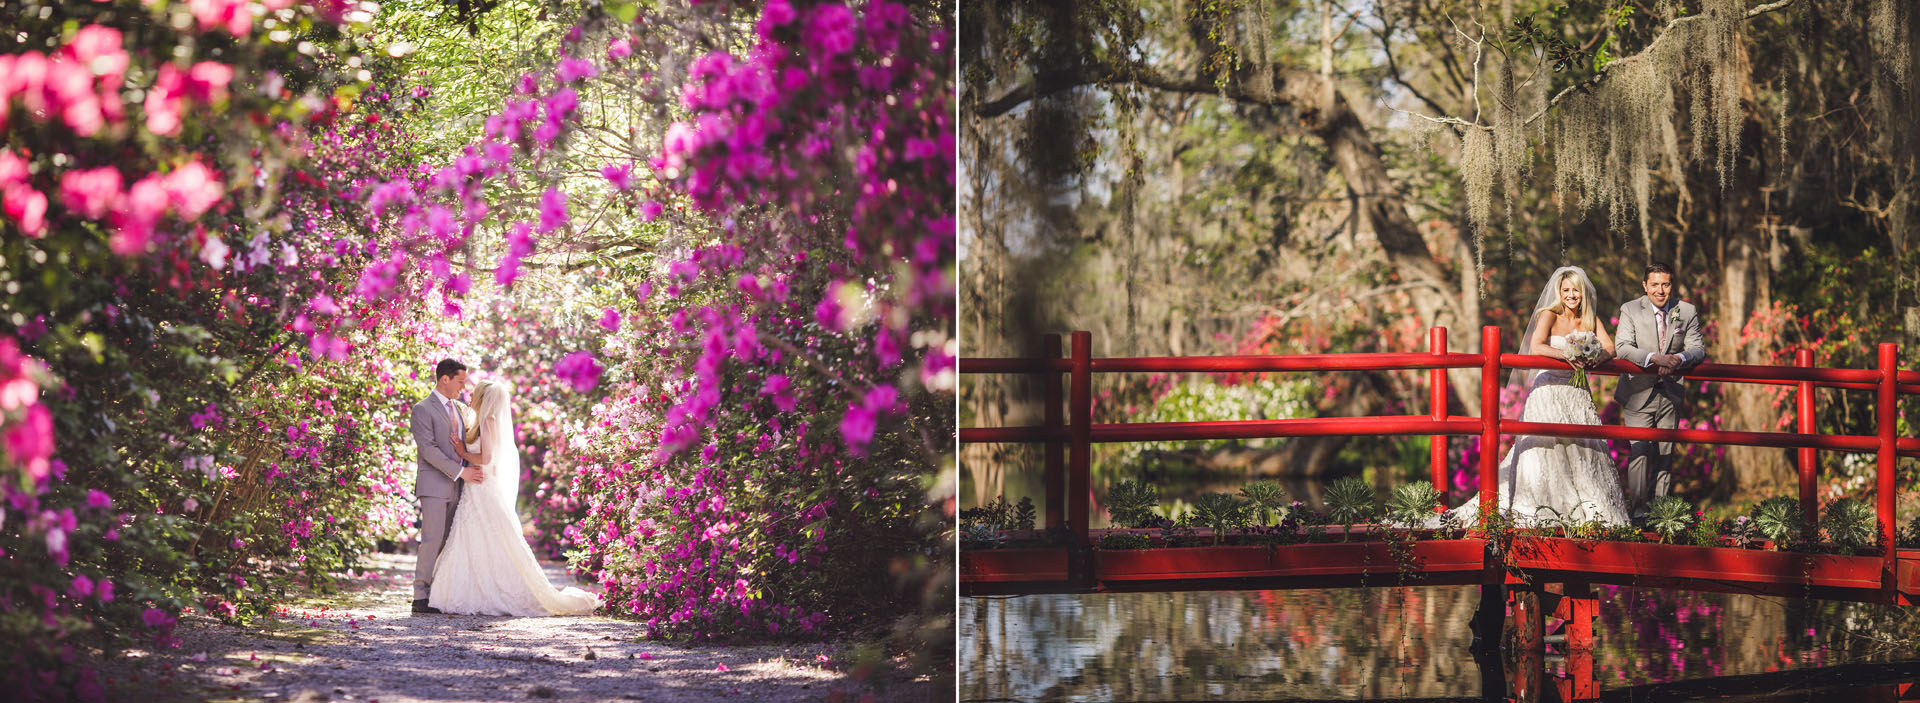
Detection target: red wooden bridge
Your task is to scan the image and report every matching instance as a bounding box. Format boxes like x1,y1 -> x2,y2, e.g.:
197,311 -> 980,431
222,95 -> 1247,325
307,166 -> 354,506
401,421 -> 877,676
960,326 -> 1920,700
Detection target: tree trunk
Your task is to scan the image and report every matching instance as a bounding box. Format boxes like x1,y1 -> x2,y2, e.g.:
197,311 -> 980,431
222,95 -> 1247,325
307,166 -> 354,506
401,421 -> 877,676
1712,189 -> 1792,502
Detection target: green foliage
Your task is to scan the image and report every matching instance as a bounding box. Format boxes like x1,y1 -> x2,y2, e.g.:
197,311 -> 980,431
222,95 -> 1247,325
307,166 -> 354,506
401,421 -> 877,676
962,523 -> 1004,549
1646,496 -> 1695,543
1113,378 -> 1310,463
1099,533 -> 1151,550
960,497 -> 1014,533
1323,476 -> 1376,541
1189,493 -> 1252,545
1902,515 -> 1920,549
1384,481 -> 1441,528
1238,481 -> 1289,526
1822,498 -> 1878,552
1105,480 -> 1161,529
1749,497 -> 1806,546
1012,497 -> 1038,532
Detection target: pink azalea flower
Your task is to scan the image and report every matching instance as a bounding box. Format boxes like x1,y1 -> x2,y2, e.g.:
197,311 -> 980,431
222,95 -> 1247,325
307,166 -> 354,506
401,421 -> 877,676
874,328 -> 899,368
601,163 -> 634,191
199,233 -> 230,270
2,184 -> 48,237
759,375 -> 796,412
185,61 -> 234,103
839,386 -> 897,455
758,0 -> 798,39
110,175 -> 168,255
555,57 -> 598,83
144,63 -> 186,136
164,160 -> 224,221
497,222 -> 536,287
599,308 -> 621,333
86,489 -> 111,511
5,401 -> 53,479
71,574 -> 93,598
554,351 -> 603,393
0,151 -> 26,188
804,4 -> 857,57
59,167 -> 121,219
607,38 -> 633,61
97,579 -> 114,603
638,200 -> 663,222
537,187 -> 569,233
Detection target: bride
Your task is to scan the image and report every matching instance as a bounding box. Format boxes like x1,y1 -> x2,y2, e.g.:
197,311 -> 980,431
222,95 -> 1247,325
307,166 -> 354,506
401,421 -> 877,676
1441,266 -> 1632,527
428,379 -> 601,616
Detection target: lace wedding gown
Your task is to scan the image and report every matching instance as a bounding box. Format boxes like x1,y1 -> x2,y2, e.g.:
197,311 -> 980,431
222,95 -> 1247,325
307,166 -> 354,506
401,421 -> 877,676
429,392 -> 600,616
1438,335 -> 1632,527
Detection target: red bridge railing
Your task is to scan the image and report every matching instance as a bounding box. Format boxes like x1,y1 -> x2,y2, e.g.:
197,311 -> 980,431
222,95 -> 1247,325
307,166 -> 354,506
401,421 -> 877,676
960,326 -> 1915,596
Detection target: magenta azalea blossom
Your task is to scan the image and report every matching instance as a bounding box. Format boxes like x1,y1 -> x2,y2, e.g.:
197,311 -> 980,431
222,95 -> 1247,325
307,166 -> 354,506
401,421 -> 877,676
555,57 -> 599,83
599,308 -> 621,333
804,4 -> 858,56
554,351 -> 604,392
537,187 -> 570,233
602,163 -> 634,191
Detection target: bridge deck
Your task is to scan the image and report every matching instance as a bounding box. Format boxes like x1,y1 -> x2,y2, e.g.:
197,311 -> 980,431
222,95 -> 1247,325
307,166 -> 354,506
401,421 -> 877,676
961,531 -> 1920,604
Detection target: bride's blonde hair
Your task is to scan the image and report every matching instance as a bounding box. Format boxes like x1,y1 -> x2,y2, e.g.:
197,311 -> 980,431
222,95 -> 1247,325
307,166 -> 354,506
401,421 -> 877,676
1545,268 -> 1599,333
464,381 -> 505,444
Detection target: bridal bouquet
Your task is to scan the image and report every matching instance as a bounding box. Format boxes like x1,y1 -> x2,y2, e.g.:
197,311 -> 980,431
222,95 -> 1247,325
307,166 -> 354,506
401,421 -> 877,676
1564,330 -> 1604,390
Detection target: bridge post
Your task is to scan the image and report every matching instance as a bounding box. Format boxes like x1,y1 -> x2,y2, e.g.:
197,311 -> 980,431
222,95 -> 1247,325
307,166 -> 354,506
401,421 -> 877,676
1043,333 -> 1064,531
1509,586 -> 1545,701
1878,342 -> 1897,602
1480,326 -> 1501,523
1474,326 -> 1504,663
1430,327 -> 1449,504
1069,331 -> 1092,550
1798,348 -> 1818,542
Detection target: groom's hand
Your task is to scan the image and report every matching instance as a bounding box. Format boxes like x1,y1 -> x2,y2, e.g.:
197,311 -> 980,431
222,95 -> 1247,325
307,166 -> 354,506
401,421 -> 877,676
459,466 -> 486,483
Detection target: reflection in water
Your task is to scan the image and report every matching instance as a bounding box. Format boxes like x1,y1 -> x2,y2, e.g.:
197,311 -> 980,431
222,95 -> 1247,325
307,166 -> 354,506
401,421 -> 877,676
960,586 -> 1920,702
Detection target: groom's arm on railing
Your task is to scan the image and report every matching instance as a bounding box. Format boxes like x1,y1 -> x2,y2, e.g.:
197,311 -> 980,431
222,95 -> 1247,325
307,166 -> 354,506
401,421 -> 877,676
1676,307 -> 1708,373
410,403 -> 464,481
1614,302 -> 1651,367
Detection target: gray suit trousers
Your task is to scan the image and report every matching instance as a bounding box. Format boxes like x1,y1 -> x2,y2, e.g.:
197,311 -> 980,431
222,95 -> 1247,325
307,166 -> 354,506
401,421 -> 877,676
1623,393 -> 1676,513
414,485 -> 462,600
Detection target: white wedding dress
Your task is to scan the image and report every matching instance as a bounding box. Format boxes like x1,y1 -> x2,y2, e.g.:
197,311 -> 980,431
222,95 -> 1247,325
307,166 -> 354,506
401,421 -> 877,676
429,388 -> 600,616
1438,335 -> 1632,527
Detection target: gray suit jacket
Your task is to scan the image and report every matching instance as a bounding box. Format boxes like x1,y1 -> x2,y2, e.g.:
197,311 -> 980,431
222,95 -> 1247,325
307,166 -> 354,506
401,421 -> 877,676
412,393 -> 468,499
1612,295 -> 1707,408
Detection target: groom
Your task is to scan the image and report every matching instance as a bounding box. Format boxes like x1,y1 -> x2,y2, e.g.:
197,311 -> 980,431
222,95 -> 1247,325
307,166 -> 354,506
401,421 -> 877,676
409,358 -> 486,614
1612,263 -> 1707,521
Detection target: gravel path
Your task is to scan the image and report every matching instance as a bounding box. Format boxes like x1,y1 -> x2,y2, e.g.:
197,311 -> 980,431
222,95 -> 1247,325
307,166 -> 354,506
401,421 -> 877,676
97,553 -> 924,702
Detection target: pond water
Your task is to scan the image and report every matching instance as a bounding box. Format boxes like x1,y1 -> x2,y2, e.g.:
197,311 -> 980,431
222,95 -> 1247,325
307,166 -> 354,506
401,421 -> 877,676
959,585 -> 1920,702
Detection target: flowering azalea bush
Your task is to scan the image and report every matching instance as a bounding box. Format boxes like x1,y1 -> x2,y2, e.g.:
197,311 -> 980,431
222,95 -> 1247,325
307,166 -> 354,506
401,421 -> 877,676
2,0 -> 953,698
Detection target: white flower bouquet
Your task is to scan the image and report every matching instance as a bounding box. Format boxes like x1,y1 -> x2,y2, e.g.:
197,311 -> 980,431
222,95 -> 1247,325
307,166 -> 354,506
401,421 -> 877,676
1563,330 -> 1604,390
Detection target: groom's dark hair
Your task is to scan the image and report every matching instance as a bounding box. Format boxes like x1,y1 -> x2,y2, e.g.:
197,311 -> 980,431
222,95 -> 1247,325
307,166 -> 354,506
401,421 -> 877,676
434,358 -> 467,381
1645,262 -> 1674,279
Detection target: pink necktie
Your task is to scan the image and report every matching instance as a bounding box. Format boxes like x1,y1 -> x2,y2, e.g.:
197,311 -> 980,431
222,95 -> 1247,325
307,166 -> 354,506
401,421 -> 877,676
446,400 -> 459,435
1656,309 -> 1668,350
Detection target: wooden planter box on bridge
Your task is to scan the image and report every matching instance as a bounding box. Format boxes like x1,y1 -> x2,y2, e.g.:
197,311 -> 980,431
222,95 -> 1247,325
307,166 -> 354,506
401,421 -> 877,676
958,547 -> 1072,583
1093,538 -> 1488,587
